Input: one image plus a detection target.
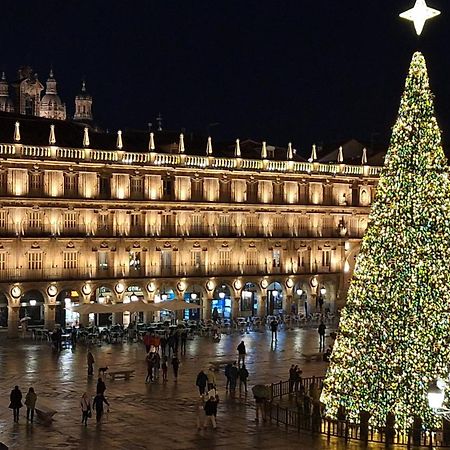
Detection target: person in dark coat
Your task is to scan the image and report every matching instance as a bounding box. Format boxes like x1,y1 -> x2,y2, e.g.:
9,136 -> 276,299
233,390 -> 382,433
228,362 -> 239,398
171,354 -> 180,381
25,387 -> 37,423
237,341 -> 246,367
9,385 -> 23,422
238,364 -> 249,394
96,377 -> 106,395
196,370 -> 208,396
92,393 -> 109,424
203,393 -> 219,429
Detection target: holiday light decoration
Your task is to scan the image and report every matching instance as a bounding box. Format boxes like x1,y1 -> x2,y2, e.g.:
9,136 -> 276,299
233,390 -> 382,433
321,52 -> 450,429
400,0 -> 440,36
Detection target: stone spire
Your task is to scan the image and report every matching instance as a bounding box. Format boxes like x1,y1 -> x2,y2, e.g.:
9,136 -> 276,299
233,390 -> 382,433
178,133 -> 185,153
235,139 -> 241,157
287,142 -> 293,160
49,124 -> 56,145
361,147 -> 368,165
74,80 -> 93,122
206,136 -> 213,155
337,146 -> 344,163
14,121 -> 20,142
310,144 -> 317,162
261,141 -> 267,159
39,70 -> 66,120
83,127 -> 90,147
148,132 -> 155,151
116,130 -> 123,150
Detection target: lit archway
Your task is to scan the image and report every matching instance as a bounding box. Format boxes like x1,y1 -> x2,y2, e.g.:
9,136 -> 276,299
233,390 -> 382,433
56,288 -> 82,327
20,290 -> 45,326
266,281 -> 284,316
212,283 -> 233,320
183,284 -> 205,321
240,282 -> 259,317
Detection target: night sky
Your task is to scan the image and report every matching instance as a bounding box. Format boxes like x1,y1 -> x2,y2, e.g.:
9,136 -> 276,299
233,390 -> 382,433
0,1 -> 448,154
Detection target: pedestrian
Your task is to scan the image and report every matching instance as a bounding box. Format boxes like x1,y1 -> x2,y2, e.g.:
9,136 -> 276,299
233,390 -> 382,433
237,340 -> 246,367
87,351 -> 95,376
294,365 -> 303,392
80,392 -> 91,426
173,331 -> 180,353
71,326 -> 77,347
146,352 -> 154,383
180,329 -> 188,355
203,393 -> 218,430
196,370 -> 208,396
270,318 -> 278,341
96,377 -> 106,395
143,332 -> 152,353
229,362 -> 239,398
252,384 -> 270,422
25,387 -> 37,423
207,367 -> 217,391
224,363 -> 232,391
167,333 -> 175,356
9,385 -> 22,423
318,321 -> 326,350
153,351 -> 161,380
92,393 -> 109,424
171,353 -> 180,381
160,334 -> 167,356
161,355 -> 168,382
289,365 -> 296,392
238,364 -> 249,394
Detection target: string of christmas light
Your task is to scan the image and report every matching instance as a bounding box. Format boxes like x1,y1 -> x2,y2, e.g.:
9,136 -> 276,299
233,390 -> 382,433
320,52 -> 450,429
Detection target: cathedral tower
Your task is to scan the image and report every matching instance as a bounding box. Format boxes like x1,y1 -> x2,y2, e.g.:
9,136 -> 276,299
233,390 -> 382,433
74,81 -> 93,123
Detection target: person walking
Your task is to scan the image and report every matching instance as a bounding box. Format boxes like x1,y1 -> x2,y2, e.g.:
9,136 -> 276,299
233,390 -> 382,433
289,365 -> 296,392
270,318 -> 278,342
80,392 -> 91,426
96,377 -> 106,395
318,321 -> 326,350
252,384 -> 270,422
229,362 -> 239,398
9,386 -> 23,423
237,341 -> 246,367
238,364 -> 249,394
224,363 -> 232,391
171,353 -> 180,381
207,367 -> 217,391
92,393 -> 109,424
180,329 -> 188,355
146,352 -> 154,383
196,370 -> 208,396
25,387 -> 37,423
161,355 -> 168,382
143,332 -> 152,353
196,395 -> 206,431
87,351 -> 95,377
153,351 -> 161,381
294,365 -> 303,392
203,393 -> 218,430
160,334 -> 167,356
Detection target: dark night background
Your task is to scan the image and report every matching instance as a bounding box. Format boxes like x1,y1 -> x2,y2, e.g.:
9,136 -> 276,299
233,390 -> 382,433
0,1 -> 447,155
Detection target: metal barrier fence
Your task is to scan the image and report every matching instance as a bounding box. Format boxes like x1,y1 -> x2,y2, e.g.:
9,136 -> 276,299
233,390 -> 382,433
267,378 -> 449,448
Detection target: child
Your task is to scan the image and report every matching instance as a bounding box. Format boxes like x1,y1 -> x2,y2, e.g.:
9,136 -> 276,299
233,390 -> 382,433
161,355 -> 168,382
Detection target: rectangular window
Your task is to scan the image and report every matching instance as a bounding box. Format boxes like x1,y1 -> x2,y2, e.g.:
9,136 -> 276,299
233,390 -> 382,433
64,212 -> 77,230
130,177 -> 144,199
63,251 -> 78,269
219,250 -> 230,267
99,177 -> 111,198
28,252 -> 43,270
191,214 -> 202,234
272,249 -> 281,268
98,252 -> 108,270
0,252 -> 6,270
0,210 -> 7,230
28,212 -> 42,229
0,171 -> 7,195
129,251 -> 141,270
191,251 -> 202,268
29,172 -> 43,195
161,251 -> 172,269
163,178 -> 173,198
246,250 -> 257,267
246,215 -> 257,235
322,249 -> 331,267
64,174 -> 78,197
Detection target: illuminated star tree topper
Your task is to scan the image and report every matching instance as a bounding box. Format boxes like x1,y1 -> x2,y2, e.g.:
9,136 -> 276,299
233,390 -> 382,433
400,0 -> 441,36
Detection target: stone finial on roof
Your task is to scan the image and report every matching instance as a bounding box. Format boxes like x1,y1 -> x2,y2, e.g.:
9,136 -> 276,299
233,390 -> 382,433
14,121 -> 20,142
309,144 -> 317,162
235,139 -> 241,157
337,146 -> 344,163
361,147 -> 368,165
149,132 -> 155,151
261,141 -> 267,159
116,130 -> 123,150
206,136 -> 213,155
83,127 -> 90,148
178,133 -> 185,153
49,124 -> 56,145
287,142 -> 293,160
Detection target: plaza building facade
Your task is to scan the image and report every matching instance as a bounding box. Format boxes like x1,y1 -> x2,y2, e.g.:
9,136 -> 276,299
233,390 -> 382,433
0,113 -> 381,336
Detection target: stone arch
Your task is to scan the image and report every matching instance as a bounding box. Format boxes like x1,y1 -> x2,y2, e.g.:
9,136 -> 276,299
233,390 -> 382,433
239,281 -> 260,317
55,287 -> 82,327
293,280 -> 312,316
266,281 -> 285,316
183,283 -> 206,320
211,282 -> 233,320
20,289 -> 45,326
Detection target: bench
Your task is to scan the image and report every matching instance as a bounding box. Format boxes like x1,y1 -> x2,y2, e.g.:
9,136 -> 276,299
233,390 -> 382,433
35,403 -> 57,424
108,369 -> 135,381
301,353 -> 322,362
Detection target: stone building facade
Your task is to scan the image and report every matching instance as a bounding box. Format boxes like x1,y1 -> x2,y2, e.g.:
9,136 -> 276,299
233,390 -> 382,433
0,121 -> 381,336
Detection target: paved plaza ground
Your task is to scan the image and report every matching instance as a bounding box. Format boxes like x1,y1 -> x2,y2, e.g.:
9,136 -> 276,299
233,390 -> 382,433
0,325 -> 389,450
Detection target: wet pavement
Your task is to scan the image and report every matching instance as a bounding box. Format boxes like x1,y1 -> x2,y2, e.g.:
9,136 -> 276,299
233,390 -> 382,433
0,324 -> 387,449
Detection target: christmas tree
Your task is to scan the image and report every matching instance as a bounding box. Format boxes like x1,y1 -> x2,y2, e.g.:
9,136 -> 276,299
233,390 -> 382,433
321,52 -> 450,429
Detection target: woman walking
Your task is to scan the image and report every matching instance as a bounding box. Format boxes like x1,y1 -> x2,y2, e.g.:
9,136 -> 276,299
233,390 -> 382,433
171,353 -> 180,381
80,392 -> 91,426
9,386 -> 23,423
25,387 -> 37,423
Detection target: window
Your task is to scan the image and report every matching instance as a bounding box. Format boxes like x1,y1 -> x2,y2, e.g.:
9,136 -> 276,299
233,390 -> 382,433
63,251 -> 78,269
99,177 -> 111,198
161,251 -> 172,269
219,249 -> 230,267
0,210 -> 7,230
246,215 -> 257,235
163,178 -> 173,198
0,171 -> 7,194
219,215 -> 229,234
28,252 -> 43,270
130,177 -> 143,199
272,249 -> 281,268
29,172 -> 43,195
191,251 -> 202,268
64,212 -> 77,230
246,250 -> 257,267
28,211 -> 42,230
98,252 -> 108,270
0,252 -> 6,270
322,249 -> 331,267
129,251 -> 141,270
191,214 -> 202,234
64,174 -> 78,196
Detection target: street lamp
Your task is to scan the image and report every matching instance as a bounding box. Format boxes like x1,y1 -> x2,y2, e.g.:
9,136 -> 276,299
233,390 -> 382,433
272,290 -> 279,298
219,291 -> 226,299
190,292 -> 198,300
320,287 -> 327,296
29,299 -> 37,307
161,292 -> 168,301
296,288 -> 303,296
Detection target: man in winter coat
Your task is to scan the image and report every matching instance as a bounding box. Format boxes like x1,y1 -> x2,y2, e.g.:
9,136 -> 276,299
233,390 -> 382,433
92,393 -> 109,424
196,370 -> 208,396
203,393 -> 219,429
25,387 -> 37,423
207,367 -> 217,391
237,341 -> 246,367
229,362 -> 239,398
238,364 -> 249,394
9,385 -> 23,422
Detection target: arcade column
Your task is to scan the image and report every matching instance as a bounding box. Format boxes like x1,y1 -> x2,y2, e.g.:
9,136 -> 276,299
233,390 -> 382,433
44,303 -> 56,330
7,305 -> 19,338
